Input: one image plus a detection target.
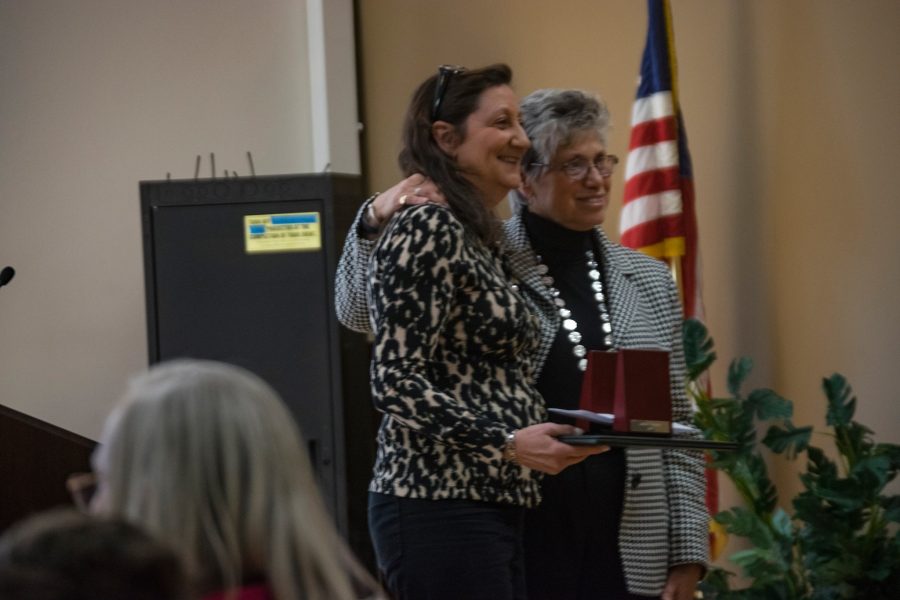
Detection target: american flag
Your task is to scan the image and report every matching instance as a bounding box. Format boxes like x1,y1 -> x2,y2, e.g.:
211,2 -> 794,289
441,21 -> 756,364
619,0 -> 721,557
620,0 -> 703,321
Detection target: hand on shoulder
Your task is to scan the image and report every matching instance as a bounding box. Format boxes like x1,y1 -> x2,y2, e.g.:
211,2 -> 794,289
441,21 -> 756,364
370,174 -> 447,226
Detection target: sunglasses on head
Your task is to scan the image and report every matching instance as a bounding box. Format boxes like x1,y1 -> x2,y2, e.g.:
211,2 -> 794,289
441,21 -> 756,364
430,64 -> 467,122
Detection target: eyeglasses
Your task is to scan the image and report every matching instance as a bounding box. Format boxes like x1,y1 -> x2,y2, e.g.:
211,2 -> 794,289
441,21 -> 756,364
431,64 -> 466,122
530,154 -> 620,180
67,471 -> 98,512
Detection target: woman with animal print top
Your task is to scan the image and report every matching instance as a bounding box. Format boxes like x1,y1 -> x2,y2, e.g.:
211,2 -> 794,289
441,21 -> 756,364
363,65 -> 606,600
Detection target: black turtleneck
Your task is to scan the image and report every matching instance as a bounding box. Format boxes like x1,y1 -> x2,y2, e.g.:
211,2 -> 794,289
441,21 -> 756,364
523,209 -> 609,414
521,209 -> 631,599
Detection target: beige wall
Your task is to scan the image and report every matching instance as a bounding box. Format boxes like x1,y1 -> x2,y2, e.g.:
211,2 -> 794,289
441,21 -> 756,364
0,0 -> 361,438
357,0 -> 900,560
750,1 -> 900,497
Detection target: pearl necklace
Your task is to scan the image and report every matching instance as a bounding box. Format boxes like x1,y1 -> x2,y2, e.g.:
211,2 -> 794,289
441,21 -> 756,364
535,249 -> 614,371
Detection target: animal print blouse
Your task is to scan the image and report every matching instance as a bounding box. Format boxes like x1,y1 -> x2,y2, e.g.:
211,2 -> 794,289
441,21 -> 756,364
367,203 -> 546,507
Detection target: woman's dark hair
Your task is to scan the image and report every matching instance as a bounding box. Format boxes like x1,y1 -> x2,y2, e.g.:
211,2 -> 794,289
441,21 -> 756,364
399,63 -> 513,245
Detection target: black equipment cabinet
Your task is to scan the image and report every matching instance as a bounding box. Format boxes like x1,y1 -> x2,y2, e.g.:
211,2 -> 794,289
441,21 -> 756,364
139,173 -> 376,565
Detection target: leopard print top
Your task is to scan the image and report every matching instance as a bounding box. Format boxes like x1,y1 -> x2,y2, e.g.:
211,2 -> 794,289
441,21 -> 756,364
367,204 -> 546,507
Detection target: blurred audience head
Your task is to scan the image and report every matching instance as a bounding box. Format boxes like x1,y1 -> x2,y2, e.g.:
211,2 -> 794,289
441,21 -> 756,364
91,359 -> 376,599
0,508 -> 189,600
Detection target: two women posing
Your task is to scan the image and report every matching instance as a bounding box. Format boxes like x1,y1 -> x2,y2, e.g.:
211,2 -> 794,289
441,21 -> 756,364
337,64 -> 707,600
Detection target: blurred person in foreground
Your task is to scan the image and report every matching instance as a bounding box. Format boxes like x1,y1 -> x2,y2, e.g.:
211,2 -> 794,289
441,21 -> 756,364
90,359 -> 383,600
0,508 -> 190,600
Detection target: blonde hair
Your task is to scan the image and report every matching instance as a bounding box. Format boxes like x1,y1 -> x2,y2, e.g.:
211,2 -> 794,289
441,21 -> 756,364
93,359 -> 378,600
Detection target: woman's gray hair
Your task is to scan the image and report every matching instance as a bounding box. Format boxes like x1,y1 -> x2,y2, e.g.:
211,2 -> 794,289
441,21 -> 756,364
93,359 -> 379,600
511,89 -> 612,214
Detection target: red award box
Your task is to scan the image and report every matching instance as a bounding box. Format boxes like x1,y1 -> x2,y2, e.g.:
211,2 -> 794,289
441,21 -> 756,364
578,350 -> 672,435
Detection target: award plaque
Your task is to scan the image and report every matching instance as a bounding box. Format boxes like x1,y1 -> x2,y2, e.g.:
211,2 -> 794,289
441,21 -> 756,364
563,349 -> 738,451
579,349 -> 671,435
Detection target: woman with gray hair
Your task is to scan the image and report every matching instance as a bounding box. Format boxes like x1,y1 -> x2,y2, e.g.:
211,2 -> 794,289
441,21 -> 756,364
90,359 -> 381,600
336,88 -> 707,599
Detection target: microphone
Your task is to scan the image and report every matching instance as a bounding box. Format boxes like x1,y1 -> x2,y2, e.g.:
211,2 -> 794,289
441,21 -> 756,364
0,266 -> 15,288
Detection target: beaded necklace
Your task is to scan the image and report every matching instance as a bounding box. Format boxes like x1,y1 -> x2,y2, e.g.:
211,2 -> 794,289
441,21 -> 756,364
535,248 -> 613,371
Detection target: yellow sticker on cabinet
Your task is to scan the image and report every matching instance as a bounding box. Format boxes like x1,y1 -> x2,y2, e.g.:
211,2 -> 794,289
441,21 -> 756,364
244,212 -> 321,253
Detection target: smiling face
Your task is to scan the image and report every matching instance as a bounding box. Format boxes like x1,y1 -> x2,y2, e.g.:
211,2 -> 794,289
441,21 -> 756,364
522,130 -> 612,231
436,84 -> 530,207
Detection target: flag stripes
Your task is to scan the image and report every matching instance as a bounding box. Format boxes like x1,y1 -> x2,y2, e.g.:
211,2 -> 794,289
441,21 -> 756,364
629,118 -> 678,151
621,88 -> 689,258
625,141 -> 679,177
619,189 -> 683,233
620,0 -> 718,556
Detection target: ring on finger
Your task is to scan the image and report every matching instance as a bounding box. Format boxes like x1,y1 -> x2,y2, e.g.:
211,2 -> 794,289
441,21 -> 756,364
398,194 -> 408,206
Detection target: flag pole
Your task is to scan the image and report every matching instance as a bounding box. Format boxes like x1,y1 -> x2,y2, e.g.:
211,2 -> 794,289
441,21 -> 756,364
621,0 -> 722,561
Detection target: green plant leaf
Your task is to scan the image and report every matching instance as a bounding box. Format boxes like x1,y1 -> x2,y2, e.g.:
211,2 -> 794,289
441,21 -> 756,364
815,477 -> 867,511
699,567 -> 733,593
715,507 -> 775,548
809,581 -> 856,600
805,446 -> 838,480
747,454 -> 779,515
729,547 -> 788,586
746,388 -> 793,420
882,496 -> 900,523
874,441 -> 900,474
793,491 -> 835,532
727,357 -> 753,397
695,394 -> 759,455
688,361 -> 900,596
693,397 -> 732,440
823,373 -> 856,427
865,546 -> 899,582
770,507 -> 794,540
683,317 -> 717,382
763,421 -> 812,458
850,454 -> 891,491
836,422 -> 875,471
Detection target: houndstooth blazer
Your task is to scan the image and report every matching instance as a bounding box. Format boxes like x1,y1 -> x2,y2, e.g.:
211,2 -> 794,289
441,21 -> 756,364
335,200 -> 709,596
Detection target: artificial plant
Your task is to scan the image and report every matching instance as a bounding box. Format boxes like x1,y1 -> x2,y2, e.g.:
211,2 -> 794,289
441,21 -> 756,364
683,318 -> 900,599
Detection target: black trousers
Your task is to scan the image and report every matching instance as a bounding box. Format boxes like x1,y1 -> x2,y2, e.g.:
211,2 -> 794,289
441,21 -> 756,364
524,449 -> 657,600
368,493 -> 527,600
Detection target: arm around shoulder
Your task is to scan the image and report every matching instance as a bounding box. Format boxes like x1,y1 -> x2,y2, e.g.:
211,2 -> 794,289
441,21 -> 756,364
334,196 -> 378,333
